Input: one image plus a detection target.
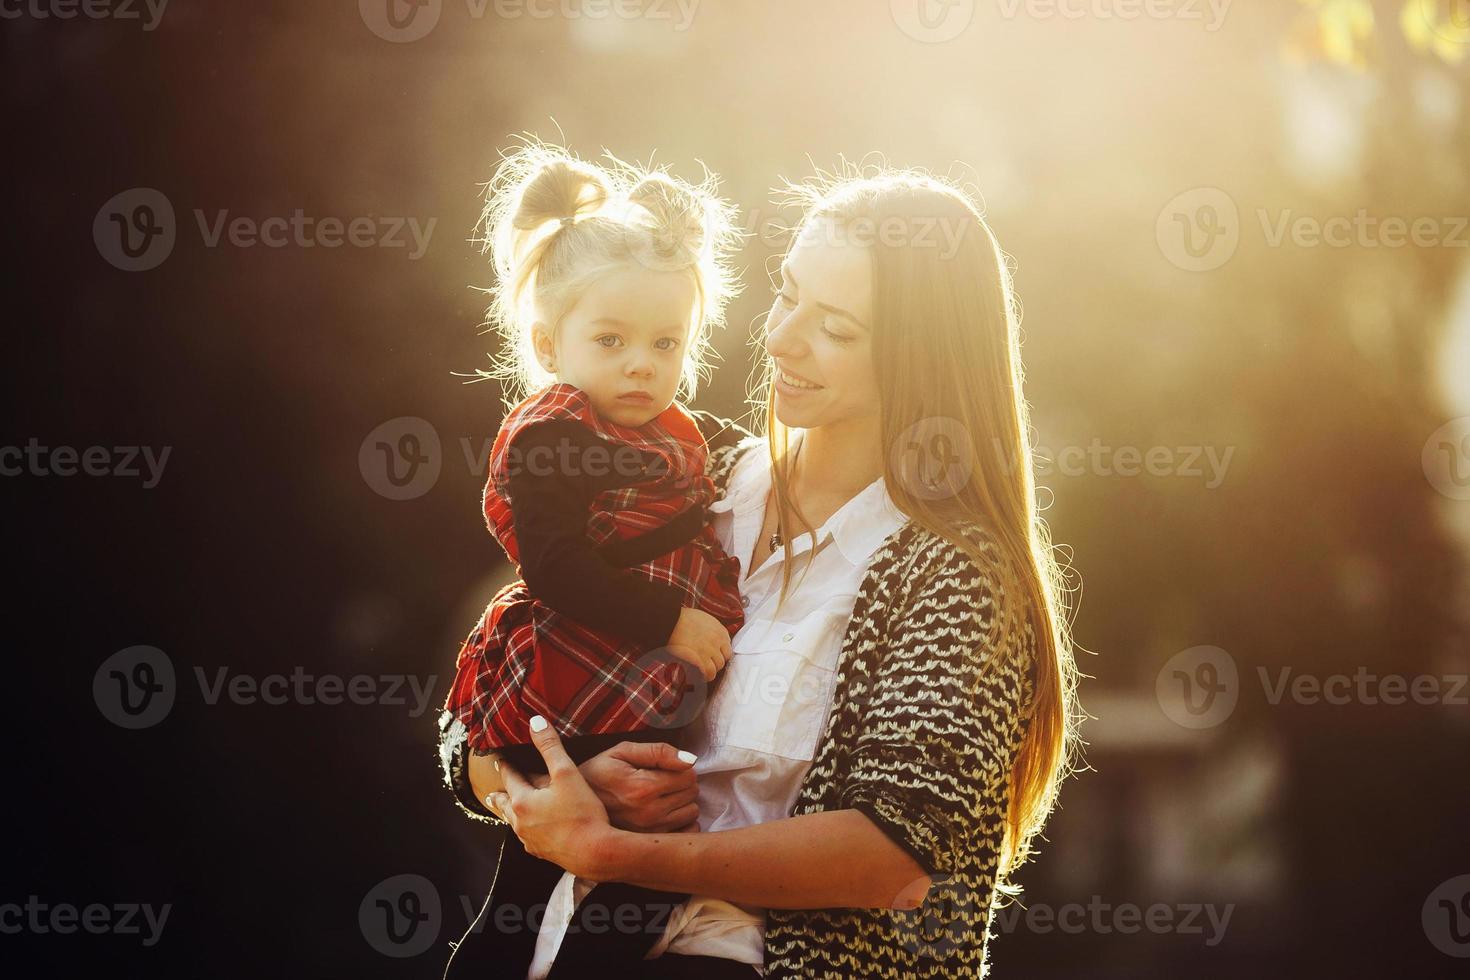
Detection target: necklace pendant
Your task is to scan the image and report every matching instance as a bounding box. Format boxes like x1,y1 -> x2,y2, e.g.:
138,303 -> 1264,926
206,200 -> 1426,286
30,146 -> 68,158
768,530 -> 782,552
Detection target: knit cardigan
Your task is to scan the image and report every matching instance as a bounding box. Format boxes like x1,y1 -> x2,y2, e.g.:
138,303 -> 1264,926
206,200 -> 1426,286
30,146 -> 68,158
437,435 -> 1039,979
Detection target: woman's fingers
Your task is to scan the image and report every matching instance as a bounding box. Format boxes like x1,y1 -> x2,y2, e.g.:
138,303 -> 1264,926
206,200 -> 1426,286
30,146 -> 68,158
647,802 -> 701,834
498,756 -> 533,797
607,741 -> 697,773
657,783 -> 699,811
487,792 -> 515,829
526,715 -> 578,780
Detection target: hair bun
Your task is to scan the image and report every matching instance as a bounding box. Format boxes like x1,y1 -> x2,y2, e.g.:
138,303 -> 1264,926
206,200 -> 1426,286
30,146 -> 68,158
513,158 -> 610,233
627,171 -> 708,262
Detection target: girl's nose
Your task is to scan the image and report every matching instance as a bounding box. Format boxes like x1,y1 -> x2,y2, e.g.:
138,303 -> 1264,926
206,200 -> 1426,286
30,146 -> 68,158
625,353 -> 655,378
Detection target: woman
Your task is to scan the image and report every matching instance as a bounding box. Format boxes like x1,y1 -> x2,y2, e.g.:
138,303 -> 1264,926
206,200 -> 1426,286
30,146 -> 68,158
438,168 -> 1080,979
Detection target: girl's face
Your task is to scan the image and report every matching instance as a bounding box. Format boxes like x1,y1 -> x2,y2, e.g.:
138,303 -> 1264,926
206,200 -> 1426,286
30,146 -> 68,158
764,217 -> 879,430
535,266 -> 697,428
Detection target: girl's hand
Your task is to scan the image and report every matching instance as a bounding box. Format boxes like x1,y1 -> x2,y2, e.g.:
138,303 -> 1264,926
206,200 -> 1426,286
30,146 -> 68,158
488,716 -> 627,881
665,606 -> 733,682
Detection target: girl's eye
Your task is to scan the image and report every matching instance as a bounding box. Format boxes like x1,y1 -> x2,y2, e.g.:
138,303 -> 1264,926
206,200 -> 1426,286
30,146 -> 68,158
655,338 -> 680,352
596,335 -> 622,349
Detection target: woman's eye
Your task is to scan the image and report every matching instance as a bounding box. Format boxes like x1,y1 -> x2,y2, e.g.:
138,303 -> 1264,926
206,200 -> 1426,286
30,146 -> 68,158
822,325 -> 855,344
772,288 -> 795,308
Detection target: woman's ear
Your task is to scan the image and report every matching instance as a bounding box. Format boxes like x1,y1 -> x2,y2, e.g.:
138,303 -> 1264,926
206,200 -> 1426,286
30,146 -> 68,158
531,322 -> 557,372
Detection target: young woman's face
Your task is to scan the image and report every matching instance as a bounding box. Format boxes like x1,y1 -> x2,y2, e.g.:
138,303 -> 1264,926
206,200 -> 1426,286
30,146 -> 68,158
764,216 -> 879,430
536,266 -> 696,427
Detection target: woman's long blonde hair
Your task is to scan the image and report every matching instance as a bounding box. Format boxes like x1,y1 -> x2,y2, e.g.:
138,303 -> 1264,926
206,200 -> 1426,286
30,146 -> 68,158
759,167 -> 1082,883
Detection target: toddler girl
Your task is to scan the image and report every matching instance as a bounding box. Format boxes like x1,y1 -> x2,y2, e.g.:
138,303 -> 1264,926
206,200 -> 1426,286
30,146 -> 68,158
441,143 -> 747,977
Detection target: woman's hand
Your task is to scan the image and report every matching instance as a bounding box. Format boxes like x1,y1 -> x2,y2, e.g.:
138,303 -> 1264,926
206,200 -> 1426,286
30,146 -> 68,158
469,739 -> 700,833
580,741 -> 701,834
488,716 -> 627,881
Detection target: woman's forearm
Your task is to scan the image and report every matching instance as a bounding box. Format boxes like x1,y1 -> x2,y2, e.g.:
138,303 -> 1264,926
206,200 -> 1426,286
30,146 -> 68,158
593,809 -> 930,911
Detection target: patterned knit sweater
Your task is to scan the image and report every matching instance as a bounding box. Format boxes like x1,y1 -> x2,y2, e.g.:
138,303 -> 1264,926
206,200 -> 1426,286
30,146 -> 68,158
437,435 -> 1039,979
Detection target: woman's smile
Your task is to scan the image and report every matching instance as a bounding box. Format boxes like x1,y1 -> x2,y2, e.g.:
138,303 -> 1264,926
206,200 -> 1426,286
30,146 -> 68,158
775,365 -> 824,393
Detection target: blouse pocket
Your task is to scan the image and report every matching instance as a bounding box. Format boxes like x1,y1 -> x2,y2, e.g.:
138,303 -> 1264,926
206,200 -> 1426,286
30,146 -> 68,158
702,600 -> 853,762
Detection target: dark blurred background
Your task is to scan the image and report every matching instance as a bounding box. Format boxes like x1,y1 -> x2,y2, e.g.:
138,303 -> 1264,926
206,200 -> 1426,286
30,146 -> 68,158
4,0 -> 1469,976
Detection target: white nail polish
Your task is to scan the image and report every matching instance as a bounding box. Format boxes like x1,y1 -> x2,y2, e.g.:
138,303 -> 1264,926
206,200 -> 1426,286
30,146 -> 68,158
529,715 -> 548,733
678,750 -> 697,764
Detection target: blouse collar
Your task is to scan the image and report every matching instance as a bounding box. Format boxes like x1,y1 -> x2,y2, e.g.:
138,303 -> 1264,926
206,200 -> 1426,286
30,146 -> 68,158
708,431 -> 908,569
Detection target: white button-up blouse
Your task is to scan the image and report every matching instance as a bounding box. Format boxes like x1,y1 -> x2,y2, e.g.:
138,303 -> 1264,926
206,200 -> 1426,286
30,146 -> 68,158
528,431 -> 909,976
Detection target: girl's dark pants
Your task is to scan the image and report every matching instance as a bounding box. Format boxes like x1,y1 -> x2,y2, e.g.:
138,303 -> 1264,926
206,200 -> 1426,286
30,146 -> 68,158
443,730 -> 702,980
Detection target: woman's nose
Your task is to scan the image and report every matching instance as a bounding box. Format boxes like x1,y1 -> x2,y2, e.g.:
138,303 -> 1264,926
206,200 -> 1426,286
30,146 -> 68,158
764,308 -> 806,360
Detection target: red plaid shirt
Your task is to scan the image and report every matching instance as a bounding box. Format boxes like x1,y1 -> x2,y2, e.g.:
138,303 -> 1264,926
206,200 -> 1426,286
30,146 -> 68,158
444,382 -> 745,748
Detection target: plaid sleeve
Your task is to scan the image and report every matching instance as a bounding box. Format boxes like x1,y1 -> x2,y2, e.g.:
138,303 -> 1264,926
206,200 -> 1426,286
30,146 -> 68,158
837,542 -> 1034,879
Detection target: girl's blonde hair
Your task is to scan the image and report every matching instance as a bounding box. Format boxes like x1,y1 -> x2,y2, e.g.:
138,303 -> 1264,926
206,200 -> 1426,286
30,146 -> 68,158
476,140 -> 741,409
760,165 -> 1082,887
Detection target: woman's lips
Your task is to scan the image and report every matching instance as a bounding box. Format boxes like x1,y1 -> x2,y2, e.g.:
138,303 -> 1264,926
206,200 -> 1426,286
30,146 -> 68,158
775,370 -> 823,396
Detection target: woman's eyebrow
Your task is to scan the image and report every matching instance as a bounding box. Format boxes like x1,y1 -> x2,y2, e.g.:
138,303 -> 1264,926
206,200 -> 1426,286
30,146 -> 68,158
784,266 -> 871,332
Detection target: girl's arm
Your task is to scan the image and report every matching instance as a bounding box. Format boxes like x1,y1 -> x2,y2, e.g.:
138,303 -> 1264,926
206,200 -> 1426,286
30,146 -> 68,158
504,419 -> 687,649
